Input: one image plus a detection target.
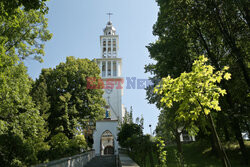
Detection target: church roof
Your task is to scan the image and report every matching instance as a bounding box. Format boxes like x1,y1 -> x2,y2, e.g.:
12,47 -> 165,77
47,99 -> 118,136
103,21 -> 116,35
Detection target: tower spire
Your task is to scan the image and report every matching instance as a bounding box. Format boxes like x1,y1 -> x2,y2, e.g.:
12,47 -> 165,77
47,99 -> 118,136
106,12 -> 113,22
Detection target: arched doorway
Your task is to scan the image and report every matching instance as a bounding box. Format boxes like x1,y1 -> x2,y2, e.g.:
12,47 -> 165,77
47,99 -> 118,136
104,145 -> 114,154
100,130 -> 114,155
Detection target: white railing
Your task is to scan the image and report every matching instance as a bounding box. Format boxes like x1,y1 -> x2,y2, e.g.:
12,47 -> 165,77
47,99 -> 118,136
34,150 -> 95,167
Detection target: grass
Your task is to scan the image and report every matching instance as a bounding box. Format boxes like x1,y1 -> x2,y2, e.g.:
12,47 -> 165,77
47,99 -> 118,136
129,141 -> 250,167
165,141 -> 250,167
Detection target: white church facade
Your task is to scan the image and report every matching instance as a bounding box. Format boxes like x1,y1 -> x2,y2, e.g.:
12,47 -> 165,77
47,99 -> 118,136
93,20 -> 125,156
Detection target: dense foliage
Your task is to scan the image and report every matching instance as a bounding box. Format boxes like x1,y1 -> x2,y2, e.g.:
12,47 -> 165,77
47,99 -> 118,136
146,0 -> 249,166
155,56 -> 232,166
0,0 -> 48,15
31,56 -> 106,140
0,1 -> 52,166
0,45 -> 49,167
0,1 -> 104,166
118,113 -> 167,167
48,133 -> 87,161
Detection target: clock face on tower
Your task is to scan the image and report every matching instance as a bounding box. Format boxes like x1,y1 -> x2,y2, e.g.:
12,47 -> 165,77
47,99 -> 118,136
105,88 -> 113,94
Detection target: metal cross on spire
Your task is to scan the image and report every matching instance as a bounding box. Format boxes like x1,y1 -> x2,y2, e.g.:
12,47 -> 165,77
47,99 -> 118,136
106,12 -> 113,22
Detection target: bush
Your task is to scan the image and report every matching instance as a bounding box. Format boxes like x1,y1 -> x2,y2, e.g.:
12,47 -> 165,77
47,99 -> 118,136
48,133 -> 88,160
68,135 -> 88,154
49,133 -> 70,160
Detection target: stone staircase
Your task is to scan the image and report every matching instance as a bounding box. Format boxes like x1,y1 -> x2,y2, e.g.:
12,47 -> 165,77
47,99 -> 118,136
84,155 -> 116,167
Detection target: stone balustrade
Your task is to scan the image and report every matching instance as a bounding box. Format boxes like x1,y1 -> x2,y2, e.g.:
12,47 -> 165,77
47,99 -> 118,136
34,150 -> 95,167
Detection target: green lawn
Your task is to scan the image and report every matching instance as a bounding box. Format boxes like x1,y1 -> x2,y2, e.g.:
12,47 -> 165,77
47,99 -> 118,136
165,141 -> 250,167
130,141 -> 250,167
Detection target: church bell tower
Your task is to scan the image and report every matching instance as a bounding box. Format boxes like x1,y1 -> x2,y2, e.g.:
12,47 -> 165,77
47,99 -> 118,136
93,18 -> 125,156
96,20 -> 124,121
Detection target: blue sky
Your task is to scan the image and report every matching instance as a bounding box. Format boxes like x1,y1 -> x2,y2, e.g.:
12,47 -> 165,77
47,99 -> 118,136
25,0 -> 160,134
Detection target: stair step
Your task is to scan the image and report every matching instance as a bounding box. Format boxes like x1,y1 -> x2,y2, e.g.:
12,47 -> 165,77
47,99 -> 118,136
84,155 -> 116,167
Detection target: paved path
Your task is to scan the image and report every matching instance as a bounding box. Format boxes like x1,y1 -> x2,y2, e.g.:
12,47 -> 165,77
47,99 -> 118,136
84,155 -> 116,167
119,153 -> 139,167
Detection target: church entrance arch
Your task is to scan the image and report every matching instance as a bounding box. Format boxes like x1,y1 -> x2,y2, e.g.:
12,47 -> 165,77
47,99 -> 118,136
100,130 -> 114,155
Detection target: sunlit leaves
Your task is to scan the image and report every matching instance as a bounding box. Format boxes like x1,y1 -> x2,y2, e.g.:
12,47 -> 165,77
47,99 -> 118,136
155,56 -> 231,120
0,48 -> 49,166
156,137 -> 167,166
0,8 -> 52,62
224,73 -> 231,80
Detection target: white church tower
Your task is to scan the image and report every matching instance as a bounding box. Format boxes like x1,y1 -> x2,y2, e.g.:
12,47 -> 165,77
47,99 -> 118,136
93,19 -> 125,156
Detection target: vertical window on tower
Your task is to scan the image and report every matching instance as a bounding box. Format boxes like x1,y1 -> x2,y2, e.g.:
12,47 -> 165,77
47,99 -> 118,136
103,40 -> 106,57
103,40 -> 106,46
113,39 -> 116,54
113,61 -> 117,76
102,61 -> 106,77
108,39 -> 111,55
108,61 -> 111,76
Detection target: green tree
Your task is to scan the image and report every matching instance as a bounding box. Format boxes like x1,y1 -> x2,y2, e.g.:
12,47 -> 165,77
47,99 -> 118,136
122,106 -> 133,124
0,6 -> 52,62
118,123 -> 143,149
119,114 -> 158,167
0,49 -> 49,166
48,133 -> 88,161
0,1 -> 52,165
32,56 -> 106,140
155,106 -> 199,167
155,56 -> 231,167
0,0 -> 48,15
146,0 -> 249,164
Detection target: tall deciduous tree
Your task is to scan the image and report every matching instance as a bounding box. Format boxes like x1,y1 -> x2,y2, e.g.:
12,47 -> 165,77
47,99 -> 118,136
0,6 -> 52,62
146,0 -> 249,164
0,0 -> 48,15
0,48 -> 49,167
32,56 -> 106,139
0,1 -> 52,166
155,56 -> 232,167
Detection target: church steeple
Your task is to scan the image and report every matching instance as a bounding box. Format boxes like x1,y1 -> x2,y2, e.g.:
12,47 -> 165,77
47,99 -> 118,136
100,19 -> 119,59
96,19 -> 123,118
93,17 -> 125,157
98,18 -> 121,78
103,21 -> 116,36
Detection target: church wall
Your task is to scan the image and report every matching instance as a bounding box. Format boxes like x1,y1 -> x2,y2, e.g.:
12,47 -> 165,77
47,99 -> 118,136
102,80 -> 123,121
93,121 -> 119,156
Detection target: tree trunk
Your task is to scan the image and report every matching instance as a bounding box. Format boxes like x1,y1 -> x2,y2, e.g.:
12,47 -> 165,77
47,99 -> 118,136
143,156 -> 146,167
224,93 -> 249,165
196,8 -> 248,164
231,118 -> 249,165
244,121 -> 250,137
210,132 -> 218,155
148,144 -> 154,167
213,1 -> 250,88
224,127 -> 230,142
175,129 -> 184,167
208,114 -> 231,167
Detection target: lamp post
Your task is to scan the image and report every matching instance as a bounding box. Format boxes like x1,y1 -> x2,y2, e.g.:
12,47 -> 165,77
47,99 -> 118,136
149,124 -> 152,136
